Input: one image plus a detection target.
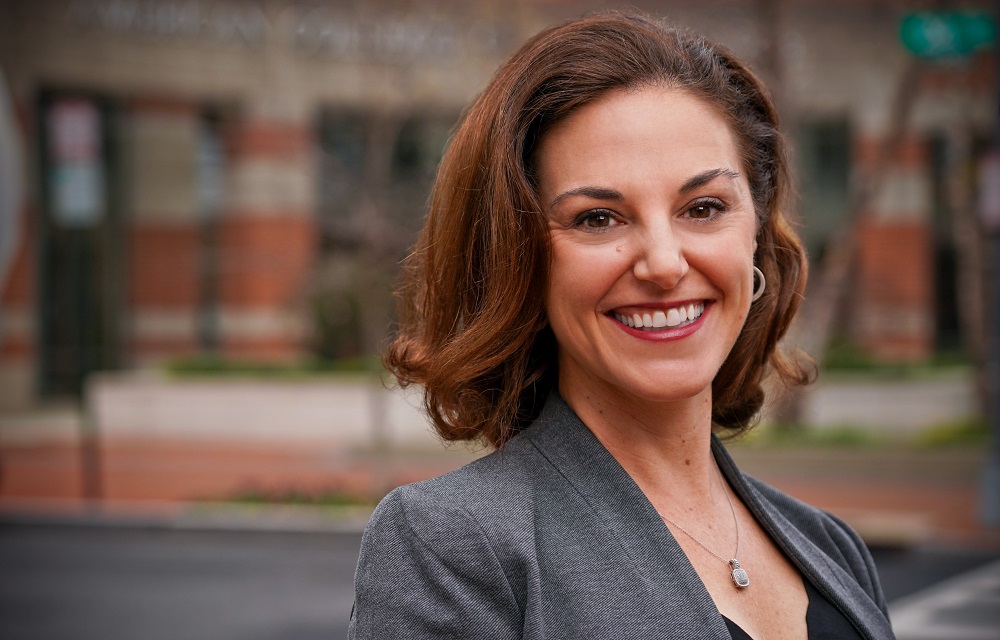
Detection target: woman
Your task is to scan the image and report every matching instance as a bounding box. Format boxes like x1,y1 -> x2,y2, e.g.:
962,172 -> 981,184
350,11 -> 894,640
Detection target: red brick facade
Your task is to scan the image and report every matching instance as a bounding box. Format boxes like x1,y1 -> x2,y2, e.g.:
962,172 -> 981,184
855,220 -> 934,360
128,226 -> 202,307
216,216 -> 316,309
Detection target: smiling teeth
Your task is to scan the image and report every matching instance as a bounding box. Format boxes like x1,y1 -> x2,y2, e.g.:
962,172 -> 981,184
615,303 -> 705,330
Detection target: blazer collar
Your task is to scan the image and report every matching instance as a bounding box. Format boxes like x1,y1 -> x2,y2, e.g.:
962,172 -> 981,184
523,393 -> 891,640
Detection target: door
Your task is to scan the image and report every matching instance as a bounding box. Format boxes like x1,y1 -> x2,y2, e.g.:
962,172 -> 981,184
37,91 -> 123,398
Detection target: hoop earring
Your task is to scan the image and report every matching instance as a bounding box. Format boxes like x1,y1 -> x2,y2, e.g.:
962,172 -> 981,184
752,266 -> 766,302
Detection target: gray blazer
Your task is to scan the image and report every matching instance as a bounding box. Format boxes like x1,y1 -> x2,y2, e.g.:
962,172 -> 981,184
349,394 -> 895,639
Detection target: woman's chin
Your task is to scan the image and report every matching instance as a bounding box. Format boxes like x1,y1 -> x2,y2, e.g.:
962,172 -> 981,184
571,371 -> 714,409
627,384 -> 711,407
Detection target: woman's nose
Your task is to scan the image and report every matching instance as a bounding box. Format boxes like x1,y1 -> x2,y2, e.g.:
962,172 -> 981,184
631,224 -> 688,289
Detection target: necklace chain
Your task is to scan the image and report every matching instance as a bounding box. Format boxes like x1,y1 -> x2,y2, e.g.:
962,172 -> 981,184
659,480 -> 739,564
659,473 -> 750,588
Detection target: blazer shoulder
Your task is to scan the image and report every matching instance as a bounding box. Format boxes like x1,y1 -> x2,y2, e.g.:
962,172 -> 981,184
358,431 -> 545,585
394,432 -> 543,517
351,488 -> 522,639
350,439 -> 543,638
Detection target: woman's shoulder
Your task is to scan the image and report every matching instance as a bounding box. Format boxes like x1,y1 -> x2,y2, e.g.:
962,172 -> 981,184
351,441 -> 533,639
366,432 -> 544,540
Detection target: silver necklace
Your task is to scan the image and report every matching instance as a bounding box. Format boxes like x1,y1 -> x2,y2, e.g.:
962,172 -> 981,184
660,480 -> 750,589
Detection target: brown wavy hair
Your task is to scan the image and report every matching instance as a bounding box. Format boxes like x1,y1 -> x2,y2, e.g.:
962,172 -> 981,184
384,10 -> 812,447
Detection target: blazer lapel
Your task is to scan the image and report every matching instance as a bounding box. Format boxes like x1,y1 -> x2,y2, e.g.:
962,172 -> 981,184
525,395 -> 733,640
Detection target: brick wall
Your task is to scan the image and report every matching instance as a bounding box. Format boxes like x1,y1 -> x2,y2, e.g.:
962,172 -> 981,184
214,119 -> 316,359
851,134 -> 934,361
125,100 -> 202,361
123,111 -> 316,363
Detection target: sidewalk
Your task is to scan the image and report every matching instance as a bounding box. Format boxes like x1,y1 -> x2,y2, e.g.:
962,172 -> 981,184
1,427 -> 997,547
2,393 -> 999,548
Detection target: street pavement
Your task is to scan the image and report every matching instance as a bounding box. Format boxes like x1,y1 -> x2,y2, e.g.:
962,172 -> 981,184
889,557 -> 1000,640
0,524 -> 358,640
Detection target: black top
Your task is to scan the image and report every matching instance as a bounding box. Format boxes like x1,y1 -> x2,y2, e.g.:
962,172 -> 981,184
723,579 -> 865,640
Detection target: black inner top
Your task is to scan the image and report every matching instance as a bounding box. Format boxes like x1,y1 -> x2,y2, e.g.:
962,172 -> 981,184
722,578 -> 865,640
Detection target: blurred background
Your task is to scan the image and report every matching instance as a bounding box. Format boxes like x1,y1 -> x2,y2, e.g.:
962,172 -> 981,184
0,0 -> 998,639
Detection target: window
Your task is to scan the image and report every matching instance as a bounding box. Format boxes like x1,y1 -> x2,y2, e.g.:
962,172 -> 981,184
317,110 -> 368,251
793,118 -> 851,261
312,109 -> 456,360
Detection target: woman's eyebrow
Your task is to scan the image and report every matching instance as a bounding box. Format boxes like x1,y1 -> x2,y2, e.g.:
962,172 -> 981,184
679,168 -> 741,194
549,186 -> 624,208
680,169 -> 740,193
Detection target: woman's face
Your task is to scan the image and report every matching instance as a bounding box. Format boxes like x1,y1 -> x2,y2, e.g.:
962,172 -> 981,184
536,86 -> 758,408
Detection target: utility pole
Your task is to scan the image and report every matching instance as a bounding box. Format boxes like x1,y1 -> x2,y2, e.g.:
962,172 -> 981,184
979,1 -> 1000,526
893,6 -> 999,525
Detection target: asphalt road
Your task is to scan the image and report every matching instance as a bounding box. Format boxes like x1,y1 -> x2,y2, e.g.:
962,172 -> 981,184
0,525 -> 359,640
0,524 -> 996,640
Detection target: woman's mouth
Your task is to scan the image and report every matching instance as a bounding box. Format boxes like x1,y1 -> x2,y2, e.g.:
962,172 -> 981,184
612,302 -> 706,331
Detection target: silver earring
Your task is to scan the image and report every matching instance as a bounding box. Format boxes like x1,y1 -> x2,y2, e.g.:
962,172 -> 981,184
752,266 -> 766,302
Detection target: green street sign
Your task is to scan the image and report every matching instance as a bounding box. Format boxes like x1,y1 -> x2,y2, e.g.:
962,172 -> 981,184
900,11 -> 996,59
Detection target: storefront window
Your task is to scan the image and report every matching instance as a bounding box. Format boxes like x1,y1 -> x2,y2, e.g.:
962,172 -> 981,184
388,114 -> 454,231
318,111 -> 368,251
313,109 -> 455,360
794,118 -> 851,262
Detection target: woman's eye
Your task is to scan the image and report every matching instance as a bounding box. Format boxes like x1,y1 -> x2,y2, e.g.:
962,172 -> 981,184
685,199 -> 725,220
575,209 -> 618,230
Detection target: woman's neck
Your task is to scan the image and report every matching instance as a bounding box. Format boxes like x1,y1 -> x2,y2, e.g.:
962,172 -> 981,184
558,369 -> 721,502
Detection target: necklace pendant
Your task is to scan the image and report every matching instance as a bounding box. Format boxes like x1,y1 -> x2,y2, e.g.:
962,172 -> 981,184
729,559 -> 750,588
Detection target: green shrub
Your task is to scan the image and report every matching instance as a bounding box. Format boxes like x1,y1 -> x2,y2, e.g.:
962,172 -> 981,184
916,417 -> 991,449
738,422 -> 885,449
162,354 -> 383,378
823,340 -> 970,377
228,487 -> 378,507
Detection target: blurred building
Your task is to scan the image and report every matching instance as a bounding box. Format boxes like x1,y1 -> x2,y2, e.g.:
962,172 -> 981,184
0,0 -> 995,409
